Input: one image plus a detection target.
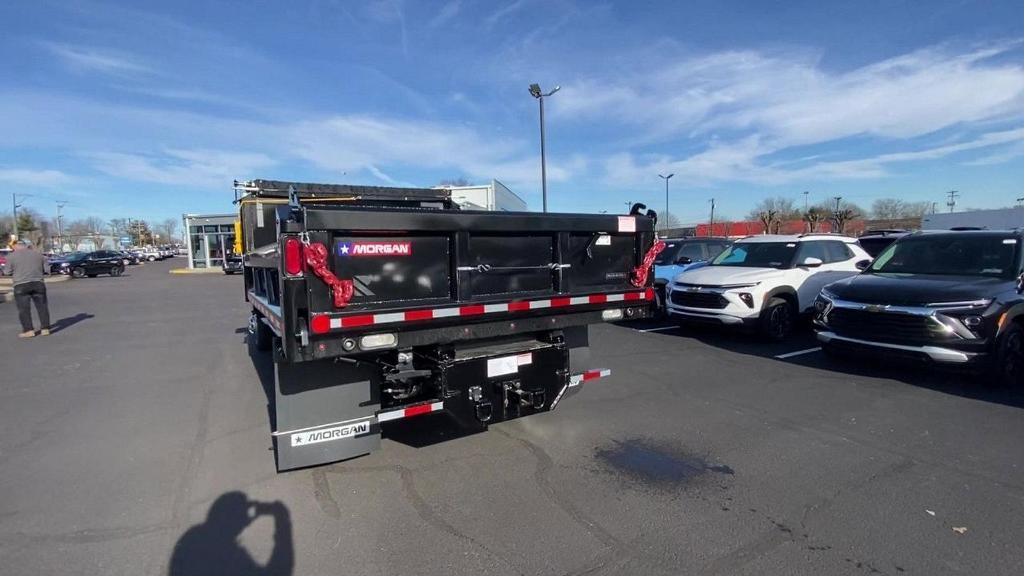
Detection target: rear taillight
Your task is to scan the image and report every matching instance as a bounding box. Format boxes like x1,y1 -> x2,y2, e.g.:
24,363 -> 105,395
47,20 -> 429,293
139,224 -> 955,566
284,237 -> 303,276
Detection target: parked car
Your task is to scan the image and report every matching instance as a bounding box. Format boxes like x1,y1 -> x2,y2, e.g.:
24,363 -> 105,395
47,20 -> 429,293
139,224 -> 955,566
139,247 -> 162,261
0,248 -> 10,276
48,252 -> 83,274
54,251 -> 126,278
652,237 -> 732,315
115,250 -> 140,266
222,253 -> 243,275
666,234 -> 872,340
857,229 -> 911,257
815,230 -> 1024,385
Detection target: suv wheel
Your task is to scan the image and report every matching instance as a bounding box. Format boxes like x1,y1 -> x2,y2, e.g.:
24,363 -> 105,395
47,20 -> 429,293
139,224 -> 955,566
110,266 -> 123,277
994,323 -> 1024,387
71,267 -> 86,278
759,297 -> 794,341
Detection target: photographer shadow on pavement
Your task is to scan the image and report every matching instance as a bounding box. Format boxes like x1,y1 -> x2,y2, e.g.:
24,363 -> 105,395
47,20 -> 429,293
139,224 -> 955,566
169,491 -> 294,576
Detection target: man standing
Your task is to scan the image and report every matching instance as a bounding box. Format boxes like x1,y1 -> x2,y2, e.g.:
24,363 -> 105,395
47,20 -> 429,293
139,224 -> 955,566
8,240 -> 51,338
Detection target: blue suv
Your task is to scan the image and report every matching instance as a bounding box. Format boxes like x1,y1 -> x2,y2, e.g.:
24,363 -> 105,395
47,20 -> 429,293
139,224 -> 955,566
653,237 -> 732,315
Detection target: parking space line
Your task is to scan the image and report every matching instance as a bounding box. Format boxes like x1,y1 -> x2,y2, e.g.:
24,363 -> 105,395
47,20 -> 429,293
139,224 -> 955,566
638,326 -> 679,333
774,347 -> 822,359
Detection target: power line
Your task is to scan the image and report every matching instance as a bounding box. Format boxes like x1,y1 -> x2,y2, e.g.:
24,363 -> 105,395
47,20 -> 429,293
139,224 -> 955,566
946,190 -> 959,213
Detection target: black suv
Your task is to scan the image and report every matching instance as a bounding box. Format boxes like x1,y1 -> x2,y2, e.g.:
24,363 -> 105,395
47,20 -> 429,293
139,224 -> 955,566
55,251 -> 126,278
814,230 -> 1024,385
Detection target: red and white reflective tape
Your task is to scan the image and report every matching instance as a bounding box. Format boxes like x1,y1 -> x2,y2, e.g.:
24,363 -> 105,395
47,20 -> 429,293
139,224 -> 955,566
569,368 -> 612,387
377,401 -> 444,423
250,293 -> 284,335
552,368 -> 612,410
311,289 -> 653,334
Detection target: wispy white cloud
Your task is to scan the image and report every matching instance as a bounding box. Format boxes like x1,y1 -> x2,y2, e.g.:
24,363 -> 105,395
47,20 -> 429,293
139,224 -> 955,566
287,114 -> 579,191
605,128 -> 1024,186
43,42 -> 152,75
558,43 -> 1024,146
562,42 -> 1024,186
484,0 -> 527,29
428,0 -> 463,28
88,149 -> 276,189
0,168 -> 74,187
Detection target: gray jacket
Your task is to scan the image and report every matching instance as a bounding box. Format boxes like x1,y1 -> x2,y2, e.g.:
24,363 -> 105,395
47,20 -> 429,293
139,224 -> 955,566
7,248 -> 47,286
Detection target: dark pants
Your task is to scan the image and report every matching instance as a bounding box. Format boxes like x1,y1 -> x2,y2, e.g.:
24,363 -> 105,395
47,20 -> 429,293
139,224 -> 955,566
14,281 -> 50,332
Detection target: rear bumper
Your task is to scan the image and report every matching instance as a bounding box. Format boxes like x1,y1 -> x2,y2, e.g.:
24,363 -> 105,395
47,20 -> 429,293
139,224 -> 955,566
816,331 -> 985,364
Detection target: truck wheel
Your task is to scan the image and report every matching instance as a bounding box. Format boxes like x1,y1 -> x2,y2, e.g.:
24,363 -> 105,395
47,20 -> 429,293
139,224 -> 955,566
759,297 -> 794,341
249,312 -> 272,352
71,267 -> 86,278
993,323 -> 1024,387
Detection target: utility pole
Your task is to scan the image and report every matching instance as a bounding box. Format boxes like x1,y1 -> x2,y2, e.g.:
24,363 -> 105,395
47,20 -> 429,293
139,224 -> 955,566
529,83 -> 560,212
708,198 -> 716,237
946,190 -> 959,213
931,202 -> 938,214
658,173 -> 674,231
832,196 -> 842,233
623,200 -> 633,213
1016,197 -> 1024,208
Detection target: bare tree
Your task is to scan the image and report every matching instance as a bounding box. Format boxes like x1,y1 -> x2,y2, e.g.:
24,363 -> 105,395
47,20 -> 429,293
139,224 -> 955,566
438,178 -> 471,187
871,198 -> 931,220
160,218 -> 179,242
832,208 -> 860,234
757,210 -> 779,234
802,207 -> 828,232
748,197 -> 801,222
657,213 -> 681,232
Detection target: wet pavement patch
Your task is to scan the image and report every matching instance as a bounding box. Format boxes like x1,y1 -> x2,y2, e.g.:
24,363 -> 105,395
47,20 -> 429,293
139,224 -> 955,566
594,438 -> 733,489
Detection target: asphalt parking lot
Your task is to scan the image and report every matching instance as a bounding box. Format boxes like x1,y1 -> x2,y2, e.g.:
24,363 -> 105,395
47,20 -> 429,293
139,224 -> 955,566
1,260 -> 1023,576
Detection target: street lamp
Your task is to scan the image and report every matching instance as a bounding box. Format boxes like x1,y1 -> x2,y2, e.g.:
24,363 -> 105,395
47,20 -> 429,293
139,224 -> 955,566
658,173 -> 674,231
11,193 -> 30,242
529,83 -> 560,212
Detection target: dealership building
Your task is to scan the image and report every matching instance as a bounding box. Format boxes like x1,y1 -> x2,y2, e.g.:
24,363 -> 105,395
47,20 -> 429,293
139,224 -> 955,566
182,213 -> 236,269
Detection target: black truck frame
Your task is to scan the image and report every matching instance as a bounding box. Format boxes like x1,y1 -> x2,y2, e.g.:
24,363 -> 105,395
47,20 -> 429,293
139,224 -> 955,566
236,179 -> 661,470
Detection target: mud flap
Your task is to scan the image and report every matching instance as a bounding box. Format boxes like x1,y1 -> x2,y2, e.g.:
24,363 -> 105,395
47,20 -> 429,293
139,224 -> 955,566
272,359 -> 381,471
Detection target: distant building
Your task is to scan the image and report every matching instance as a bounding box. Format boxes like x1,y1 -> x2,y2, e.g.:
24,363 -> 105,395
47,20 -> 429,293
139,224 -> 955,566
437,180 -> 527,211
922,208 -> 1024,230
183,213 -> 236,269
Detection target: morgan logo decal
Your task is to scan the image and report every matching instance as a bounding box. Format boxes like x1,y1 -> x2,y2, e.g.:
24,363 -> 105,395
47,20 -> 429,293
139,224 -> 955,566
337,241 -> 412,257
291,420 -> 370,446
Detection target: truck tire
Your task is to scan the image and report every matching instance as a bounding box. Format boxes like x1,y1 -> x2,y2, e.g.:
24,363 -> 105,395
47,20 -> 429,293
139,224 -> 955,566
249,311 -> 272,352
993,322 -> 1024,387
759,297 -> 794,341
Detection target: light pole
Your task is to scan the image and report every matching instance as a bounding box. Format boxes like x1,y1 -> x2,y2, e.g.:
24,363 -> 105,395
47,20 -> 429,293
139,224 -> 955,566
55,201 -> 67,252
529,83 -> 560,212
658,173 -> 674,231
11,193 -> 30,241
802,190 -> 809,211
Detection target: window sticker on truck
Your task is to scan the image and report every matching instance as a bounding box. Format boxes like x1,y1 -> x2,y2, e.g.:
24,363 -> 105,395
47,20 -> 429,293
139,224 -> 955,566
290,420 -> 370,446
336,241 -> 412,257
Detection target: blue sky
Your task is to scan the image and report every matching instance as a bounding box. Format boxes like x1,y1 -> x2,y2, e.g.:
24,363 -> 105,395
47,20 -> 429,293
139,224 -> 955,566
2,0 -> 1023,225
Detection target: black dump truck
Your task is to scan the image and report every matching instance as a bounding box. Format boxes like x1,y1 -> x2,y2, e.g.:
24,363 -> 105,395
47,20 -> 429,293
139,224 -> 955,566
235,180 -> 662,471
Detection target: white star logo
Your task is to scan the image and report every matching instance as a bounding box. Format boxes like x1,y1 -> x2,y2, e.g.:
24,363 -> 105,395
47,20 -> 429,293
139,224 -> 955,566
340,244 -> 350,254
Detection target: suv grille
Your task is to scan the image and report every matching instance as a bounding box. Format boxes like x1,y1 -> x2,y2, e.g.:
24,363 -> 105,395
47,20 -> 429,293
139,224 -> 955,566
670,289 -> 728,309
826,308 -> 947,342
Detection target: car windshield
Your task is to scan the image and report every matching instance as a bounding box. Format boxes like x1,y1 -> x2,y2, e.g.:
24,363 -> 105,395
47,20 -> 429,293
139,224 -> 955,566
868,235 -> 1019,278
654,242 -> 683,265
711,242 -> 797,269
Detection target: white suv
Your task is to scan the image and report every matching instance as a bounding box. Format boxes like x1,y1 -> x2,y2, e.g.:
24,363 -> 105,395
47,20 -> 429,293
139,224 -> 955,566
666,234 -> 872,339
